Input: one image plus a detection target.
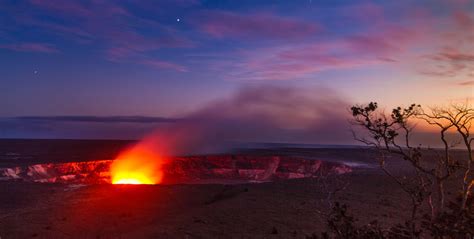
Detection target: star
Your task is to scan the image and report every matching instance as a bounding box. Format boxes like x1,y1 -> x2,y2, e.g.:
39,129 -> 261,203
176,18 -> 180,22
34,70 -> 38,74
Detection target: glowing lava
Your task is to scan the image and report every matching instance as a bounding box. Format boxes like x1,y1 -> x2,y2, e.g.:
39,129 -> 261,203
110,143 -> 164,185
114,178 -> 150,185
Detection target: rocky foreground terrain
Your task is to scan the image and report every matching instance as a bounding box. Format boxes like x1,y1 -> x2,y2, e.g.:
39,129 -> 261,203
1,139 -> 461,238
1,171 -> 414,239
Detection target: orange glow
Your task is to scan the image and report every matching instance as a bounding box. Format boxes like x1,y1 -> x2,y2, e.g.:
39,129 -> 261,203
110,143 -> 164,185
114,178 -> 151,185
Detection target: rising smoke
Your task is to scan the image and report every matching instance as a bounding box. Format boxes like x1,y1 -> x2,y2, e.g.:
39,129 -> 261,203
137,85 -> 353,156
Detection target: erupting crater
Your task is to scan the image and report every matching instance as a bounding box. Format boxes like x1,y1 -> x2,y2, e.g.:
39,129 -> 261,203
1,155 -> 353,184
110,145 -> 164,185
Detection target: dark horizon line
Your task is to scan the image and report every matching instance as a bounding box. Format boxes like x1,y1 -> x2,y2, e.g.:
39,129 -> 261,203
0,137 -> 136,141
0,137 -> 364,148
0,138 -> 467,151
9,115 -> 181,123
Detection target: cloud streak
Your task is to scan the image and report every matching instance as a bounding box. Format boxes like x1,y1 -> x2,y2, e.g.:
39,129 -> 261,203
413,8 -> 474,79
0,43 -> 59,53
459,80 -> 474,86
213,28 -> 410,81
197,10 -> 320,40
9,0 -> 192,71
202,3 -> 473,81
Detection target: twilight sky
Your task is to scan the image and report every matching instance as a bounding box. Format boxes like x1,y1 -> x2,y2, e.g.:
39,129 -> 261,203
0,0 -> 473,140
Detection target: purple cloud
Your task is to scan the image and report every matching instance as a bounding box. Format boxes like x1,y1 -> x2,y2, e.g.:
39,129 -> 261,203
218,45 -> 379,81
208,3 -> 472,81
29,0 -> 124,18
140,59 -> 188,72
454,11 -> 474,29
341,2 -> 385,25
0,43 -> 59,53
414,8 -> 474,78
197,11 -> 320,40
104,29 -> 193,62
23,0 -> 192,71
213,25 -> 418,81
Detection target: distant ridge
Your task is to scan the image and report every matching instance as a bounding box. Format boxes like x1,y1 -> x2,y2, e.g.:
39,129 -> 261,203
233,142 -> 365,149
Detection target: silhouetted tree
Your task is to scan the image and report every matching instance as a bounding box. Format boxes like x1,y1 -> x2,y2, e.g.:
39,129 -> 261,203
346,101 -> 473,238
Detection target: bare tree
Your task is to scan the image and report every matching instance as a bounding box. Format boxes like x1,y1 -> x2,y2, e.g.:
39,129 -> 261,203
350,102 -> 429,233
418,103 -> 474,210
350,101 -> 473,236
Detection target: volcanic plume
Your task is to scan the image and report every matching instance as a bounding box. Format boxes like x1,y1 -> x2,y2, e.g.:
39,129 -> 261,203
109,85 -> 352,184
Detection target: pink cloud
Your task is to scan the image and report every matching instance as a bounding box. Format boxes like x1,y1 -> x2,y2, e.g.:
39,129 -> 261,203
439,51 -> 474,62
347,35 -> 400,55
417,8 -> 474,78
203,3 -> 440,81
418,64 -> 466,78
197,11 -> 320,40
459,80 -> 474,86
0,43 -> 59,53
454,11 -> 474,29
140,59 -> 188,72
243,57 -> 377,81
217,42 -> 383,81
421,47 -> 474,77
341,4 -> 473,80
215,22 -> 422,81
346,22 -> 423,57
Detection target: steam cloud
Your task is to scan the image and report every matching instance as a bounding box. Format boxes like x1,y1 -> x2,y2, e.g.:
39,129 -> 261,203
137,85 -> 353,156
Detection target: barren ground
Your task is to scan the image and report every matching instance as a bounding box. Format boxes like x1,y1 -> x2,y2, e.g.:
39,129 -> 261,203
0,140 -> 466,238
1,172 -> 412,239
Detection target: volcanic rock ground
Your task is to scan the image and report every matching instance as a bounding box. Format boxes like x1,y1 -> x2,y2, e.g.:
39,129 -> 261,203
0,139 -> 466,238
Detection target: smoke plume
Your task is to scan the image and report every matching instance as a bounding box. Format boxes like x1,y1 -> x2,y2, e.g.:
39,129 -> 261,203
137,85 -> 353,156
